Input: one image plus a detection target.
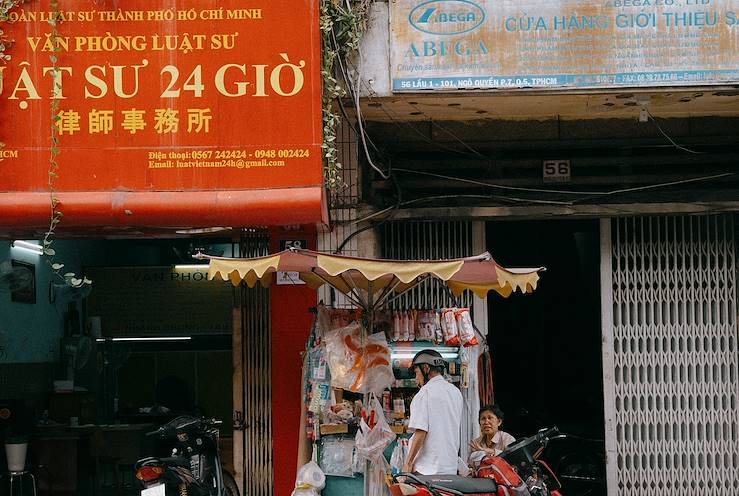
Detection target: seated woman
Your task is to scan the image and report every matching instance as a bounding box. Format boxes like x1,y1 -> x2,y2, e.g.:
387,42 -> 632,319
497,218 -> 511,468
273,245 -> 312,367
468,404 -> 516,467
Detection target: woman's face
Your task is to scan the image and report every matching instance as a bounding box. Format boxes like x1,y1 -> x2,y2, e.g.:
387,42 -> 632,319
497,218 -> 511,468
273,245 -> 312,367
479,410 -> 502,437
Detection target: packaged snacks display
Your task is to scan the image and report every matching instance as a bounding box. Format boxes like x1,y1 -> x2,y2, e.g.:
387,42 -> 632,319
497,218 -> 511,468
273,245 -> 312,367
441,308 -> 461,346
386,308 -> 477,347
455,308 -> 479,347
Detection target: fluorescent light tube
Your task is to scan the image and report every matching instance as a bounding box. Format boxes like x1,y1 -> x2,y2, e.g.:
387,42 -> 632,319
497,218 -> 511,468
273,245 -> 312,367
95,336 -> 192,343
391,352 -> 459,359
11,240 -> 43,254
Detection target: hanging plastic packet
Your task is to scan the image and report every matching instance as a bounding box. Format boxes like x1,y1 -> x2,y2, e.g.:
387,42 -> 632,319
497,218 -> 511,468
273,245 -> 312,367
401,311 -> 410,341
390,441 -> 405,475
417,310 -> 435,341
392,311 -> 401,342
441,308 -> 461,346
324,323 -> 393,394
433,310 -> 444,344
352,426 -> 365,474
320,437 -> 355,477
408,310 -> 416,341
455,308 -> 479,347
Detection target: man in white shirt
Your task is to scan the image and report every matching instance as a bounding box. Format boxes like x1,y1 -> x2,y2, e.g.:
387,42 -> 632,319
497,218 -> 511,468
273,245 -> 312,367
403,349 -> 463,475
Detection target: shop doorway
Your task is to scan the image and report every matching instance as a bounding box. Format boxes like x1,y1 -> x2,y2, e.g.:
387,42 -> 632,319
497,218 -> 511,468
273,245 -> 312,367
486,220 -> 605,493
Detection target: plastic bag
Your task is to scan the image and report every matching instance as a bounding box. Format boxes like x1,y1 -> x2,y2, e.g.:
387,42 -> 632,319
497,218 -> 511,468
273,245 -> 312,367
441,308 -> 461,346
389,439 -> 408,475
368,455 -> 391,496
355,394 -> 396,464
325,323 -> 394,394
455,308 -> 479,347
320,437 -> 355,477
292,461 -> 326,496
352,426 -> 366,474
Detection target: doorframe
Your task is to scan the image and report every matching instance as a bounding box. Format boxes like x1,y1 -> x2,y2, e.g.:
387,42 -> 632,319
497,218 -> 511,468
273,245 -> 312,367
599,218 -> 618,496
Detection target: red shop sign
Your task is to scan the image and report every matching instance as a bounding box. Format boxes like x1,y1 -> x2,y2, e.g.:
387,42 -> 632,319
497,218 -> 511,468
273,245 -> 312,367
0,0 -> 325,235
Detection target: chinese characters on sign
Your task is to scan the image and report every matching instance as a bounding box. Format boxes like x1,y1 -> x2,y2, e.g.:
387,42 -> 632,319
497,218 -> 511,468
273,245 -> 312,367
391,0 -> 739,91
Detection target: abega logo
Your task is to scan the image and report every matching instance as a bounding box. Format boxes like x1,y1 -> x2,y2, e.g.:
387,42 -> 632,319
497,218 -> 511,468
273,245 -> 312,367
409,0 -> 486,35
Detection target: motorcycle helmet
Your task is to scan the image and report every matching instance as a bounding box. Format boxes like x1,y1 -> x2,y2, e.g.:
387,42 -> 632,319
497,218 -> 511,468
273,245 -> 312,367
410,349 -> 446,370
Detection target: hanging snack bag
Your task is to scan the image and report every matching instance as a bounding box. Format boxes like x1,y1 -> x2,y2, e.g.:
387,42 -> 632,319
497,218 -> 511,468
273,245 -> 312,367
417,310 -> 435,342
441,308 -> 461,346
433,310 -> 444,344
392,311 -> 401,342
401,311 -> 410,342
408,310 -> 416,341
455,308 -> 479,346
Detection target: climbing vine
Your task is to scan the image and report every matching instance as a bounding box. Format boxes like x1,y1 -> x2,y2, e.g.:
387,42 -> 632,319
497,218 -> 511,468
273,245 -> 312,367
320,0 -> 371,190
43,0 -> 89,287
1,0 -> 89,287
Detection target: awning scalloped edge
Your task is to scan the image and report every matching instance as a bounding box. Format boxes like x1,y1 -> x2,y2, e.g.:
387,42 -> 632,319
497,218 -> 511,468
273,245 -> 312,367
447,267 -> 540,299
317,254 -> 464,284
208,254 -> 281,288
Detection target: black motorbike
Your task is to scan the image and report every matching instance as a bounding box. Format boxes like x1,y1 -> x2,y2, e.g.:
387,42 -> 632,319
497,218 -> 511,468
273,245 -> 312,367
134,416 -> 239,496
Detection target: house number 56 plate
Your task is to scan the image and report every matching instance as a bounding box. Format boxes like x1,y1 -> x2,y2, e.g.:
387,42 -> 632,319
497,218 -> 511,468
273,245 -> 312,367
543,160 -> 571,183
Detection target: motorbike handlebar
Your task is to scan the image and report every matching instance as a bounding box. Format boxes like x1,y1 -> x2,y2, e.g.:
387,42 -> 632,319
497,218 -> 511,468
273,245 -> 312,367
537,426 -> 560,441
144,417 -> 223,438
145,428 -> 162,437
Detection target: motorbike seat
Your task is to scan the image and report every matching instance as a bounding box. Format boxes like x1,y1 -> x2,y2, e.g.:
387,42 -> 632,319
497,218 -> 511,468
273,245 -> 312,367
414,475 -> 498,494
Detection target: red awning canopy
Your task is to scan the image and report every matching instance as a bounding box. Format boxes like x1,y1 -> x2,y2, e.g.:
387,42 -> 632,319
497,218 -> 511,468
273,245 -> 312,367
0,187 -> 327,238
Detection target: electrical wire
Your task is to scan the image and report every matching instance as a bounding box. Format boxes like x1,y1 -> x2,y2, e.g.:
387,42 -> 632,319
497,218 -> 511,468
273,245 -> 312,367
394,167 -> 735,198
571,171 -> 734,202
346,37 -> 391,179
394,168 -> 603,195
407,102 -> 488,159
646,108 -> 703,155
334,173 -> 402,253
376,102 -> 491,159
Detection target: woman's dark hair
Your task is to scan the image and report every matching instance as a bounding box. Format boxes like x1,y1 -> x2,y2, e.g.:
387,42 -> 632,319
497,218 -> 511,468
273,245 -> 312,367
479,404 -> 505,422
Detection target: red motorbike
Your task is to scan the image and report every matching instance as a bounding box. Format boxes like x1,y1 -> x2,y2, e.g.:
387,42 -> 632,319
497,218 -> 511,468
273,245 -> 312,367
391,427 -> 563,496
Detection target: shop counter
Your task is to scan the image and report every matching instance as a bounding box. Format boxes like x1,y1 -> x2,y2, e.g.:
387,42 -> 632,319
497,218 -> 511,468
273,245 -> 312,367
319,432 -> 412,496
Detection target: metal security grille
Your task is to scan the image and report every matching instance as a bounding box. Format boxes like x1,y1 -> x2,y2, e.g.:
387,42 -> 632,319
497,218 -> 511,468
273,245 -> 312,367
380,220 -> 474,309
608,216 -> 739,495
236,230 -> 272,496
318,119 -> 360,308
